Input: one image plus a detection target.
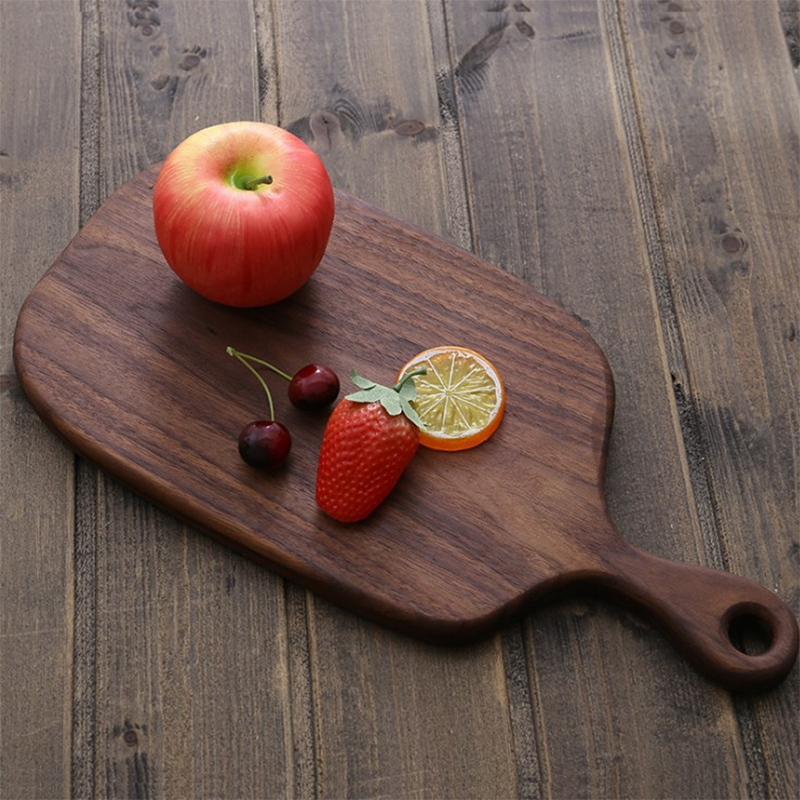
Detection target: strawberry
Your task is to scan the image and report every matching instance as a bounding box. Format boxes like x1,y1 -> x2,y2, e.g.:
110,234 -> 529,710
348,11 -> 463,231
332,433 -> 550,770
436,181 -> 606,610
316,368 -> 426,523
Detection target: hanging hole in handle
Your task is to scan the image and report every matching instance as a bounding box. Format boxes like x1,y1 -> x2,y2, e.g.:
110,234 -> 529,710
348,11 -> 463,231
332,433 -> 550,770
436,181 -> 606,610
724,603 -> 776,657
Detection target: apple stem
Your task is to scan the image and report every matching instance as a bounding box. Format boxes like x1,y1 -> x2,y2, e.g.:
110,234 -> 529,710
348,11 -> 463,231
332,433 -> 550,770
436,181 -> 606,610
243,175 -> 273,190
227,347 -> 276,421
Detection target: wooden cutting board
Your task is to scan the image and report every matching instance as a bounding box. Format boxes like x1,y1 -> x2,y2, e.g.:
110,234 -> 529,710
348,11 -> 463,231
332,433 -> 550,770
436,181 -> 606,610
13,165 -> 798,691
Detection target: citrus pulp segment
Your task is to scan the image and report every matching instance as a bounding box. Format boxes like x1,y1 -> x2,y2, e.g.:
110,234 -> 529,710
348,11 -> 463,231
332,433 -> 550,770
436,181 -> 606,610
396,346 -> 505,451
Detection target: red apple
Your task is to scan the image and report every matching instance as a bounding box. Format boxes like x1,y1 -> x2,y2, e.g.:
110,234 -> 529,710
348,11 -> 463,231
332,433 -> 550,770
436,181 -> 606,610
153,121 -> 334,307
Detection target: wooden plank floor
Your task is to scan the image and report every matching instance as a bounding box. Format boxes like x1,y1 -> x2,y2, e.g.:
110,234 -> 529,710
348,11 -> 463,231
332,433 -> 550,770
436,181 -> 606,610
2,1 -> 797,798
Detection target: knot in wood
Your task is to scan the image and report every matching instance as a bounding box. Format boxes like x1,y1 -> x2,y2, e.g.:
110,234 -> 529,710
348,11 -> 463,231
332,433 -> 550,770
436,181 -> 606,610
394,119 -> 426,137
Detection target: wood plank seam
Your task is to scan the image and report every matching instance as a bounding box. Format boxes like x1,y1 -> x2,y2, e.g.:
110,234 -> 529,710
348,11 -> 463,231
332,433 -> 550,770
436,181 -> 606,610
283,582 -> 319,800
427,0 -> 476,253
73,3 -> 103,797
500,626 -> 543,799
255,0 -> 280,125
779,0 -> 800,83
72,459 -> 99,800
79,0 -> 102,228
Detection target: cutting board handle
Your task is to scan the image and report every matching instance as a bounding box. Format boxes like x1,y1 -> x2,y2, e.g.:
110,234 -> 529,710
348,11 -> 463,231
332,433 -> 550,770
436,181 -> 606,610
589,541 -> 799,692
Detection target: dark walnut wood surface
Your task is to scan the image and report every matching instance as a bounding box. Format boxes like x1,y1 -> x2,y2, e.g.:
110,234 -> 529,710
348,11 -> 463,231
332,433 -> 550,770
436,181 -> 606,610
2,1 -> 798,798
14,165 -> 798,692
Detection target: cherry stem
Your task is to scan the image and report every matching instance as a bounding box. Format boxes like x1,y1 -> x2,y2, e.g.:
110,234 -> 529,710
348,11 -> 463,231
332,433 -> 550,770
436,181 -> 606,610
243,175 -> 273,190
226,347 -> 293,382
227,347 -> 275,421
393,367 -> 427,392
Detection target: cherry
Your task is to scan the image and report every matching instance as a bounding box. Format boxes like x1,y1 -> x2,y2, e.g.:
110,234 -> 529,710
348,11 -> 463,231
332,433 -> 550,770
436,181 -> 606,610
226,347 -> 339,410
288,364 -> 340,410
238,420 -> 291,469
227,347 -> 291,469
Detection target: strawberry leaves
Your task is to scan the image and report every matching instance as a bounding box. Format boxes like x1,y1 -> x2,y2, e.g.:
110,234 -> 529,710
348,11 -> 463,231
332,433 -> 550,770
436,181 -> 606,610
345,368 -> 427,430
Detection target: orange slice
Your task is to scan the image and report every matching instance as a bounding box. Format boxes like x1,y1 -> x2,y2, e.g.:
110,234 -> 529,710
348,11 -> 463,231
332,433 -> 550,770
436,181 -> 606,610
396,346 -> 505,451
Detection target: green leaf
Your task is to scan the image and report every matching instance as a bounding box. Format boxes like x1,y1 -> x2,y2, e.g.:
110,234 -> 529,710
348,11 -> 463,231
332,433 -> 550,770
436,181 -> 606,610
345,387 -> 384,403
380,393 -> 403,416
349,369 -> 376,390
400,398 -> 426,430
398,378 -> 417,402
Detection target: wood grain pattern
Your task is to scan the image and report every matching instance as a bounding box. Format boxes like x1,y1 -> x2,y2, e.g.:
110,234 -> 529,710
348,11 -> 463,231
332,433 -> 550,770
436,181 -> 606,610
4,0 -> 799,797
0,3 -> 81,799
14,165 -> 799,692
619,2 -> 800,796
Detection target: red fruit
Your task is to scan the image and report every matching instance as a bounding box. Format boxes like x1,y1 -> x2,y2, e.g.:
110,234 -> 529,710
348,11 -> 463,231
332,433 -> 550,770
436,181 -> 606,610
238,420 -> 291,469
288,364 -> 340,410
315,369 -> 426,523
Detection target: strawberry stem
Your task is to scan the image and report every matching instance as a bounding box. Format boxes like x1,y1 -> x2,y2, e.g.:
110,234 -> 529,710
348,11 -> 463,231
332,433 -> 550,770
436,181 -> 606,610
393,367 -> 427,392
227,347 -> 276,421
226,347 -> 293,382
